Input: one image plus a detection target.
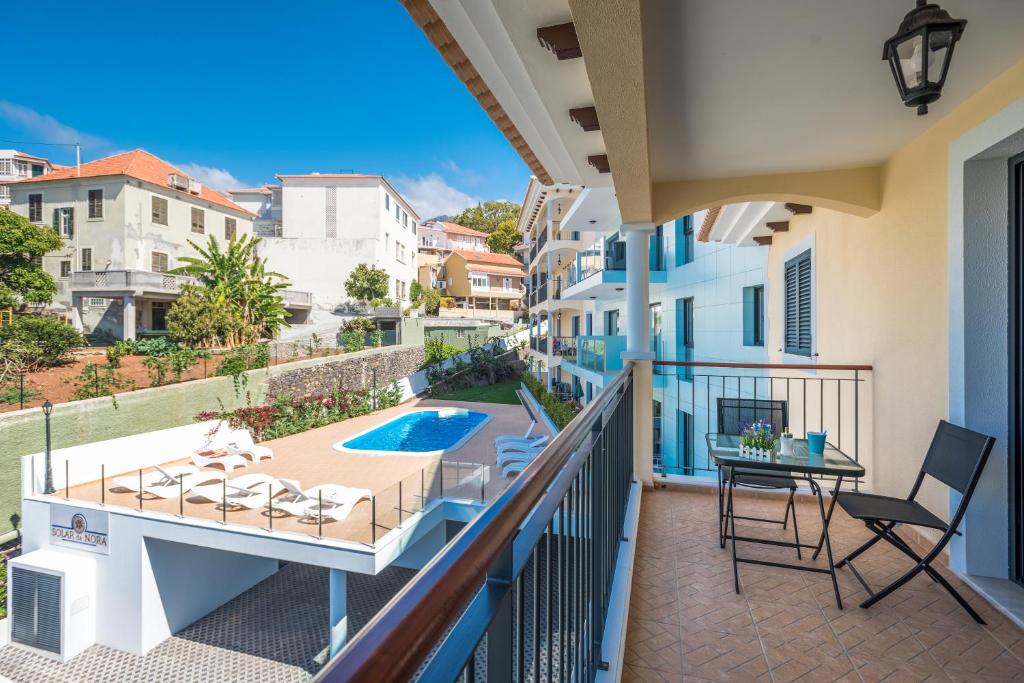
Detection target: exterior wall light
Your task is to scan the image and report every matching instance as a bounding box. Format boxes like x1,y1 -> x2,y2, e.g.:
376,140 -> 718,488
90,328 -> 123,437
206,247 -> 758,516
883,0 -> 967,115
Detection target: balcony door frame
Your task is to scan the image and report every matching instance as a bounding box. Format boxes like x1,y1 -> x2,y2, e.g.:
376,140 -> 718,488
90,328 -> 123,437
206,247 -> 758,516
1011,151 -> 1024,586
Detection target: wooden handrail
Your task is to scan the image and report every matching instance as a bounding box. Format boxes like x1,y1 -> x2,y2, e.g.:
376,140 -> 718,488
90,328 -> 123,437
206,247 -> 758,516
652,360 -> 873,371
316,363 -> 634,682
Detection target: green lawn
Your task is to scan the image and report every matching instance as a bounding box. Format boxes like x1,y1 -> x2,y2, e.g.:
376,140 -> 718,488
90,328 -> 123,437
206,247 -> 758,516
435,380 -> 521,405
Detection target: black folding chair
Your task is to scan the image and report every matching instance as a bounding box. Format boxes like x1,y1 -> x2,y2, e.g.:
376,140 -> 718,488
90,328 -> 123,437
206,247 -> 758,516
715,398 -> 800,556
835,420 -> 995,623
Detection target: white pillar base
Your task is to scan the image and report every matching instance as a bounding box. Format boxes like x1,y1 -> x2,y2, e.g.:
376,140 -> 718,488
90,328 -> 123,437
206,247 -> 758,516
329,568 -> 348,657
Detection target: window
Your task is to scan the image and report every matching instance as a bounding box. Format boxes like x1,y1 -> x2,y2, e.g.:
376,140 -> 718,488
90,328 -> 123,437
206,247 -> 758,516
87,297 -> 106,307
385,233 -> 390,251
456,329 -> 465,338
87,189 -> 103,219
678,411 -> 695,475
151,251 -> 169,273
28,193 -> 42,222
152,196 -> 168,225
396,243 -> 405,263
676,297 -> 694,378
743,285 -> 765,346
503,277 -> 513,290
675,215 -> 694,266
402,211 -> 408,228
0,186 -> 9,202
585,312 -> 593,335
649,224 -> 665,270
80,248 -> 92,272
784,250 -> 813,356
471,273 -> 488,288
0,159 -> 10,174
54,207 -> 74,237
224,217 -> 237,240
605,309 -> 619,335
385,194 -> 391,211
59,260 -> 71,279
31,164 -> 44,177
395,204 -> 400,221
650,303 -> 662,359
190,207 -> 204,234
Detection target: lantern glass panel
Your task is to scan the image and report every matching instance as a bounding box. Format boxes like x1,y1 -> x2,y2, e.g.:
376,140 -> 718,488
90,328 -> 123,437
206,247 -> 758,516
896,33 -> 924,89
926,29 -> 953,85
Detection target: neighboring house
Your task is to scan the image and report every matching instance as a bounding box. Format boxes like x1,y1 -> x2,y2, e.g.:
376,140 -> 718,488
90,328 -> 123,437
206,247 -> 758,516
0,150 -> 56,207
232,174 -> 420,314
417,220 -> 489,256
522,179 -> 770,477
438,249 -> 525,315
228,185 -> 282,236
4,150 -> 312,341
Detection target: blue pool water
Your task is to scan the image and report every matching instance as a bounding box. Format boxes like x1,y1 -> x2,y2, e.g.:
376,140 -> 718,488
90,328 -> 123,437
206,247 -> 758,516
341,410 -> 490,454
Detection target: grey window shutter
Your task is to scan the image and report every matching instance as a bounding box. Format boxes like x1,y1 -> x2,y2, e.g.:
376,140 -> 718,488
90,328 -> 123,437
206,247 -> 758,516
52,208 -> 59,231
67,207 -> 74,238
784,250 -> 812,355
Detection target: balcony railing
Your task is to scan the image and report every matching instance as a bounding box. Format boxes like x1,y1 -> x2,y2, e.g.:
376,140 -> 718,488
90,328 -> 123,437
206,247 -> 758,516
317,365 -> 636,682
281,289 -> 313,307
71,269 -> 194,293
651,360 -> 873,479
551,335 -> 576,360
573,335 -> 626,374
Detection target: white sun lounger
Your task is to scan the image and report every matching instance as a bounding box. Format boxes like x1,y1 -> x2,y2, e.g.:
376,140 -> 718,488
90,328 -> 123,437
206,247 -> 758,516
275,479 -> 371,521
496,444 -> 548,477
223,430 -> 274,462
190,473 -> 284,509
497,440 -> 549,458
111,465 -> 198,492
495,433 -> 548,449
142,469 -> 227,499
192,451 -> 249,472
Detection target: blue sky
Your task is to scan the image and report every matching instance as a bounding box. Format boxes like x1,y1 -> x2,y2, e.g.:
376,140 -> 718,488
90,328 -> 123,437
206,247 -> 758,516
0,1 -> 530,218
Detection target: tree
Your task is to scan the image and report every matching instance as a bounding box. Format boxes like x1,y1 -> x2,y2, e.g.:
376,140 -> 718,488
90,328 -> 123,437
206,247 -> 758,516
166,285 -> 239,347
0,211 -> 63,309
450,200 -> 520,234
171,235 -> 290,347
344,263 -> 389,303
485,219 -> 522,255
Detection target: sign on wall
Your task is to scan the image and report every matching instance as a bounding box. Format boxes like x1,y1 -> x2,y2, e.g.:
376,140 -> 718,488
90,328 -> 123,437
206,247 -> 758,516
50,505 -> 109,555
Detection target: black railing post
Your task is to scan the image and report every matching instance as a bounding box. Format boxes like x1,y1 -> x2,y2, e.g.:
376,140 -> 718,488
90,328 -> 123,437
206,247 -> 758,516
485,545 -> 514,683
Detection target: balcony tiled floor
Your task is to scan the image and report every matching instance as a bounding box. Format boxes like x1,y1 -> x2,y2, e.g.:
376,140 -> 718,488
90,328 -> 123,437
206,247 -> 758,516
625,485 -> 1024,682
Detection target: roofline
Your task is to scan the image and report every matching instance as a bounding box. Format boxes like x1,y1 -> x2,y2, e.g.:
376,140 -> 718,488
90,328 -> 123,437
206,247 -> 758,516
398,0 -> 552,185
276,173 -> 422,222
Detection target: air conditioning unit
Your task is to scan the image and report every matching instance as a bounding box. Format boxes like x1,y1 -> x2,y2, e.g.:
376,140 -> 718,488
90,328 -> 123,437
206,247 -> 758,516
434,280 -> 446,289
168,173 -> 188,190
188,179 -> 202,195
9,549 -> 96,662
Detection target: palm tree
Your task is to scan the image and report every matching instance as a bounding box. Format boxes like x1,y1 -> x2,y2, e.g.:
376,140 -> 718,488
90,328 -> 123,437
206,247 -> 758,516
171,235 -> 291,347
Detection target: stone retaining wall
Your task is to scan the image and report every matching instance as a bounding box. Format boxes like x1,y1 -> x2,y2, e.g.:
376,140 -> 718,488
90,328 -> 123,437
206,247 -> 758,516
266,344 -> 426,399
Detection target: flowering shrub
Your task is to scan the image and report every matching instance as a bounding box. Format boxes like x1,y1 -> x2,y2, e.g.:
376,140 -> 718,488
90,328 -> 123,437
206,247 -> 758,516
521,372 -> 580,431
194,382 -> 401,441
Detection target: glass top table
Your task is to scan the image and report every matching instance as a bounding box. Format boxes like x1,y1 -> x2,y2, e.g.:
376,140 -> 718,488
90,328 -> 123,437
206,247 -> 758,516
706,433 -> 865,478
705,433 -> 865,609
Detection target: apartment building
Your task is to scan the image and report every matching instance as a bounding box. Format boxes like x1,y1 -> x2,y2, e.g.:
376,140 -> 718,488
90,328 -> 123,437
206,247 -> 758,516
232,174 -> 420,313
416,220 -> 489,257
523,179 -> 770,475
4,150 -> 309,341
0,150 -> 56,207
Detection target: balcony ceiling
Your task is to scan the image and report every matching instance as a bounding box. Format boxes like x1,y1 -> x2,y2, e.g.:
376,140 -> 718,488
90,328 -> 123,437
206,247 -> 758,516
642,0 -> 1024,183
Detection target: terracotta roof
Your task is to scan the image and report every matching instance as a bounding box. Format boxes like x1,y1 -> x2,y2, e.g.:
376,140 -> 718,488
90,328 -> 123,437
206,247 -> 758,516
229,186 -> 274,195
437,222 -> 487,238
7,150 -> 50,163
9,150 -> 254,216
452,249 -> 525,275
697,206 -> 721,242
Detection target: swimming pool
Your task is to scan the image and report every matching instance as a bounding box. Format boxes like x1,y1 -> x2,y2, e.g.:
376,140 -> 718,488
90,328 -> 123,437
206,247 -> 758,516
336,408 -> 491,456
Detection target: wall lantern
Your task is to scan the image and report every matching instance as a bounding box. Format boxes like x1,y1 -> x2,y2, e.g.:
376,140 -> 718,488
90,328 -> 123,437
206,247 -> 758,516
883,0 -> 967,115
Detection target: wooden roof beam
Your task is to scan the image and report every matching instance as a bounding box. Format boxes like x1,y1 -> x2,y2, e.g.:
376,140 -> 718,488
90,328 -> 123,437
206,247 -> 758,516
537,22 -> 582,60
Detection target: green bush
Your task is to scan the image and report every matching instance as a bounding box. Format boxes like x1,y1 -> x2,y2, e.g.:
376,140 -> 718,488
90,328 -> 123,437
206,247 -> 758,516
340,331 -> 364,353
375,381 -> 402,409
370,329 -> 384,347
0,315 -> 84,368
69,363 -> 134,401
215,343 -> 270,378
105,340 -> 135,368
167,285 -> 238,348
133,337 -> 178,357
423,337 -> 463,368
521,372 -> 580,430
0,384 -> 40,405
341,317 -> 376,334
145,347 -> 209,386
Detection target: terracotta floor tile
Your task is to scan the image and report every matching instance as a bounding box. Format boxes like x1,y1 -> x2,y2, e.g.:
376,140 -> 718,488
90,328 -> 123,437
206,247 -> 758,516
622,663 -> 686,682
849,655 -> 952,683
626,618 -> 684,673
911,626 -> 1024,680
679,627 -> 770,683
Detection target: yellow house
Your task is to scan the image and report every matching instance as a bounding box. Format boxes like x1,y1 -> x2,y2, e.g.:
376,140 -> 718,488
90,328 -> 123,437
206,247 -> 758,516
440,249 -> 525,313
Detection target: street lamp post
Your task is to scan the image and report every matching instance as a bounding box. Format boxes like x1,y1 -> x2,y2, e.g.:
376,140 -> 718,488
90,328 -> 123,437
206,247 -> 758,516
43,400 -> 55,494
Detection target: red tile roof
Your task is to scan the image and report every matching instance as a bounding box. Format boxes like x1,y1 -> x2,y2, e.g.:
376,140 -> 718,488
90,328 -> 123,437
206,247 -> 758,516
452,250 -> 526,275
437,222 -> 488,238
10,150 -> 254,216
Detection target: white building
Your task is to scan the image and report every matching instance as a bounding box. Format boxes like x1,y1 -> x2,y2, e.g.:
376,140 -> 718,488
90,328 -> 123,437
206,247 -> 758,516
6,150 -> 311,340
0,150 -> 57,207
231,174 -> 420,315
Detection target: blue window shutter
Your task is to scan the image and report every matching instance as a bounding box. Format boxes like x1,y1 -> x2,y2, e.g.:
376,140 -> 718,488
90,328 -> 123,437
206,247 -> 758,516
743,286 -> 756,346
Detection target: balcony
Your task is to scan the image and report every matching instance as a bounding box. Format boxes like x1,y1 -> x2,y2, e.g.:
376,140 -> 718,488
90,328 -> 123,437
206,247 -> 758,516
470,284 -> 525,298
71,269 -> 194,298
561,264 -> 666,301
281,289 -> 313,308
559,335 -> 627,383
551,335 -> 576,361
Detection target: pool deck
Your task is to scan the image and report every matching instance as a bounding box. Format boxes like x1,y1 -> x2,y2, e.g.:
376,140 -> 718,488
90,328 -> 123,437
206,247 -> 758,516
55,397 -> 548,546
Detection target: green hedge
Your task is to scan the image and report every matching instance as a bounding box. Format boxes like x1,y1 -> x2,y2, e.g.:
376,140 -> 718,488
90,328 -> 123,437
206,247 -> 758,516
521,372 -> 580,431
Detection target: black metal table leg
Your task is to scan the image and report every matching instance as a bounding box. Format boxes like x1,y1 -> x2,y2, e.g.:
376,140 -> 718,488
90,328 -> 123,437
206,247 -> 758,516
726,467 -> 740,594
812,476 -> 843,560
809,478 -> 842,609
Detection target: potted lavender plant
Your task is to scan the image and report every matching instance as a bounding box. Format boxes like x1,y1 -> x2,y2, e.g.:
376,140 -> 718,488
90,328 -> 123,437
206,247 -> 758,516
740,419 -> 777,459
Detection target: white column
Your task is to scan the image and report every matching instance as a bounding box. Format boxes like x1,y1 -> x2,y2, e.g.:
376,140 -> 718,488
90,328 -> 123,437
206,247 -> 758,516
122,294 -> 136,341
329,568 -> 348,656
622,224 -> 656,487
70,294 -> 85,332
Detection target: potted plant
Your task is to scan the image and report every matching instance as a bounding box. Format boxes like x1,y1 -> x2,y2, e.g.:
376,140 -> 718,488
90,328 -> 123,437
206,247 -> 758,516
779,428 -> 795,456
740,419 -> 777,459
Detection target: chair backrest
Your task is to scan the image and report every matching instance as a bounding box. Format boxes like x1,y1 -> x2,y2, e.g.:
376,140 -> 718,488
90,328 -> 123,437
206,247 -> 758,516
278,478 -> 305,497
716,397 -> 789,436
920,420 -> 996,495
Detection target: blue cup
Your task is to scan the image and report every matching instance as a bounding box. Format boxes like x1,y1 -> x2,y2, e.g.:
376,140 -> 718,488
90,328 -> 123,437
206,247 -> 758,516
806,431 -> 827,455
